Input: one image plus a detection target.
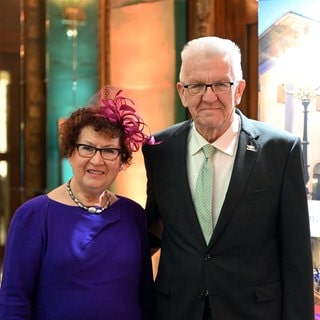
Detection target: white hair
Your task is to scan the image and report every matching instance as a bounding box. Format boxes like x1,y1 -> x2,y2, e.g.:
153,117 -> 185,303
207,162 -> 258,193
179,36 -> 243,81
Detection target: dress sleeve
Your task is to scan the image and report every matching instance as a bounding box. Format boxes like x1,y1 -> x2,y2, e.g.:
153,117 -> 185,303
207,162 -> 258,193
0,196 -> 48,320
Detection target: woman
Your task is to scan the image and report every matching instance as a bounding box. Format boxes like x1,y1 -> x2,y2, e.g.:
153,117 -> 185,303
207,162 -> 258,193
0,87 -> 155,320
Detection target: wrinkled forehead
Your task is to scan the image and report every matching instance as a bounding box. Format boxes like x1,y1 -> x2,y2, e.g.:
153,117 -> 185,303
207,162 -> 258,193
180,53 -> 235,81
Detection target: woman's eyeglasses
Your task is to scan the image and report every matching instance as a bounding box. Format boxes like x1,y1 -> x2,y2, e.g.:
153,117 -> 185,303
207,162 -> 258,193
76,144 -> 122,161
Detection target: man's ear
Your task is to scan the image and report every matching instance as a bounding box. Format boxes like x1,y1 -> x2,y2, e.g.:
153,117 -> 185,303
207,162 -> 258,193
235,80 -> 246,106
176,82 -> 188,108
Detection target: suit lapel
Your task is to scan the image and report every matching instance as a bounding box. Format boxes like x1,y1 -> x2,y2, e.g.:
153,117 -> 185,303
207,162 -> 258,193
209,111 -> 260,246
169,120 -> 209,244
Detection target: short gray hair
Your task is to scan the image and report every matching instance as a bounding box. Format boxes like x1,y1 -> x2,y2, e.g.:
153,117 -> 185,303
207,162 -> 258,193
179,36 -> 243,81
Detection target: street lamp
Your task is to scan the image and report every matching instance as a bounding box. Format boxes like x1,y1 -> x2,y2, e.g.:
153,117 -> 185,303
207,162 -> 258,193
301,98 -> 310,185
283,85 -> 320,194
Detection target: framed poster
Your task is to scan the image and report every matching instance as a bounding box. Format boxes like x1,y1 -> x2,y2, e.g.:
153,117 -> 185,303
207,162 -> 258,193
259,1 -> 320,317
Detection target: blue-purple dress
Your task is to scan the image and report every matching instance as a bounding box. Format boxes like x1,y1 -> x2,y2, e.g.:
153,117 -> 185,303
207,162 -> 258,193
0,195 -> 153,320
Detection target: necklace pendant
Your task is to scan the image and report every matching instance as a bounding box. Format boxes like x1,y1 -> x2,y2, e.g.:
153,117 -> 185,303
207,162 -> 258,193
66,179 -> 111,214
88,207 -> 97,214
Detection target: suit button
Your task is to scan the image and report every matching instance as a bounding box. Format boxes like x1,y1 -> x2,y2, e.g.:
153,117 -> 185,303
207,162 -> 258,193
198,291 -> 207,299
204,254 -> 212,261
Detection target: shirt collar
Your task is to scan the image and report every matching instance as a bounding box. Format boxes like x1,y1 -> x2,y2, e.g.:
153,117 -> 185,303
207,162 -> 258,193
189,113 -> 241,156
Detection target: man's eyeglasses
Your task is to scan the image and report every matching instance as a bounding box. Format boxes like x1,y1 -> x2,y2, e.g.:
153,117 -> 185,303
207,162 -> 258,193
182,82 -> 235,96
76,144 -> 122,161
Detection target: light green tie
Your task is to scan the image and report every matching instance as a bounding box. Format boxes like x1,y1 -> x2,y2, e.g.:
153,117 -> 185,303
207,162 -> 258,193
194,144 -> 215,244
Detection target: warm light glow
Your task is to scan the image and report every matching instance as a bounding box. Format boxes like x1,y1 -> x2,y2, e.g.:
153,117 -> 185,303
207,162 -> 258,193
0,161 -> 7,179
0,71 -> 9,154
61,2 -> 86,38
277,27 -> 320,92
66,27 -> 78,38
110,0 -> 175,206
0,160 -> 8,247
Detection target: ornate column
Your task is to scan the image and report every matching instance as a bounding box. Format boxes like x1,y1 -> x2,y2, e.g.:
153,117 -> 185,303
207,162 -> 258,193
188,0 -> 214,39
22,0 -> 46,199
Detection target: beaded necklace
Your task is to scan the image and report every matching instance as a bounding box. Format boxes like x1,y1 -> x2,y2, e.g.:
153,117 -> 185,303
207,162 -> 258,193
66,179 -> 111,214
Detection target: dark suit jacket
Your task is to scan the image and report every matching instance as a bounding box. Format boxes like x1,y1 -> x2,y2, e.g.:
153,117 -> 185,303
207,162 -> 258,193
142,110 -> 314,320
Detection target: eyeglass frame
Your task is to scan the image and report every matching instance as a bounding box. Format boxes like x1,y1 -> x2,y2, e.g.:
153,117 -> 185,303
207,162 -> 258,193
181,81 -> 236,96
75,143 -> 122,161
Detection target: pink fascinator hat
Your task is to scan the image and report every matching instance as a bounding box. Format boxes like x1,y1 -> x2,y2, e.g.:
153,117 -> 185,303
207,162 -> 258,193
88,86 -> 158,153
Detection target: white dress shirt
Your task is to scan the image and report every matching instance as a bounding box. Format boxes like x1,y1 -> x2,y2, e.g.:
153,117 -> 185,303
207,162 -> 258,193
187,114 -> 240,226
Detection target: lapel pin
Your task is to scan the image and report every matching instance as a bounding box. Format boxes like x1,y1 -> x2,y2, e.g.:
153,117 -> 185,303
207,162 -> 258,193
246,145 -> 257,152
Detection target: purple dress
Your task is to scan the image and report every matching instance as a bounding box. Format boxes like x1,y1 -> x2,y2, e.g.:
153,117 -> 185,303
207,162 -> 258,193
0,195 -> 153,320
